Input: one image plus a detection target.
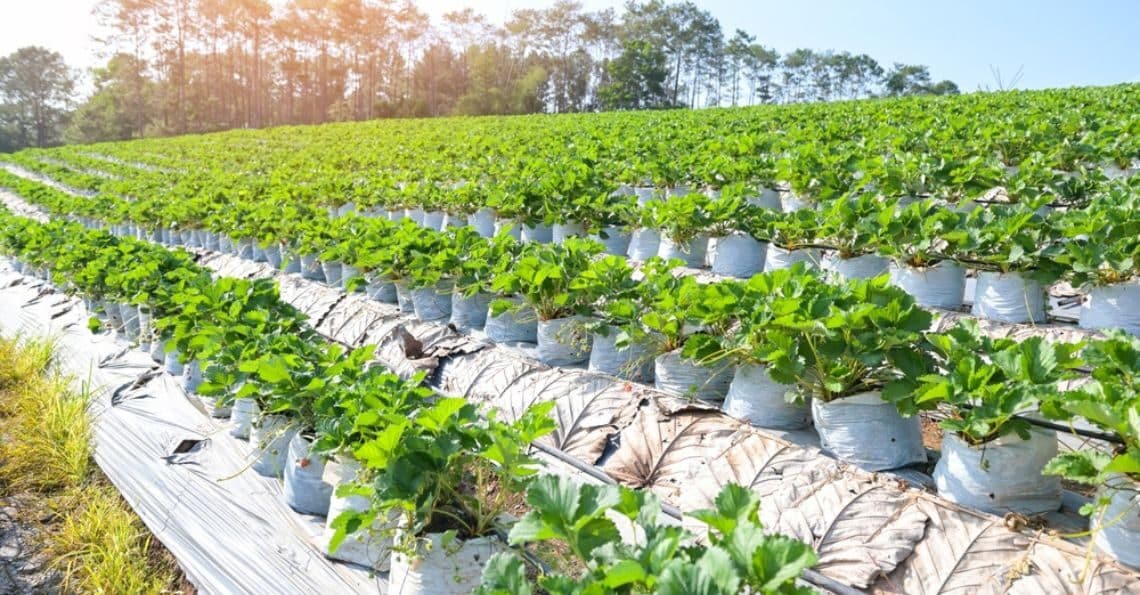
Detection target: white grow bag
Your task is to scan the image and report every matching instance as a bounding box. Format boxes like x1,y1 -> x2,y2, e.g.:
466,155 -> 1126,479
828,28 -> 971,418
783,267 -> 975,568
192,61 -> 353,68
590,226 -> 632,256
449,291 -> 492,332
536,316 -> 592,366
283,433 -> 333,516
552,222 -> 586,244
822,253 -> 889,280
323,458 -> 394,570
812,392 -> 926,471
484,298 -> 538,344
388,532 -> 504,595
971,271 -> 1047,324
888,261 -> 965,310
421,210 -> 445,231
1080,282 -> 1140,336
321,261 -> 344,287
410,282 -> 453,322
722,364 -> 810,430
709,233 -> 766,278
933,429 -> 1060,515
657,235 -> 709,268
626,228 -> 661,260
493,218 -> 521,240
230,397 -> 258,440
764,246 -> 820,271
471,208 -> 496,238
1093,474 -> 1140,569
521,223 -> 553,243
366,278 -> 399,303
588,328 -> 654,382
654,350 -> 733,402
250,415 -> 300,478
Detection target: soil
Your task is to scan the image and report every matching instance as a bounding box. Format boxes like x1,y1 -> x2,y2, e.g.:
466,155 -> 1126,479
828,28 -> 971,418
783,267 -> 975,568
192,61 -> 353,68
0,494 -> 59,594
920,415 -> 944,451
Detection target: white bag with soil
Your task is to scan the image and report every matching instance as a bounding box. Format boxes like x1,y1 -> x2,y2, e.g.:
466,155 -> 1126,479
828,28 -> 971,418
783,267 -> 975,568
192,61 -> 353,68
1080,281 -> 1140,335
321,261 -> 344,287
654,350 -> 733,402
811,392 -> 926,471
164,348 -> 185,376
822,253 -> 889,280
710,233 -> 766,278
421,210 -> 445,230
250,415 -> 300,478
552,222 -> 586,243
536,316 -> 592,366
300,254 -> 325,281
626,228 -> 661,260
388,533 -> 504,595
722,364 -> 810,430
471,208 -> 496,237
1092,474 -> 1140,569
449,291 -> 492,332
590,226 -> 632,256
395,282 -> 416,314
764,246 -> 820,271
410,282 -> 453,322
283,433 -> 333,516
323,458 -> 394,570
484,298 -> 538,344
366,278 -> 398,303
888,261 -> 965,310
971,271 -> 1047,324
181,359 -> 204,394
230,397 -> 258,440
521,222 -> 553,243
494,218 -> 521,240
933,429 -> 1060,515
588,328 -> 654,382
657,235 -> 708,268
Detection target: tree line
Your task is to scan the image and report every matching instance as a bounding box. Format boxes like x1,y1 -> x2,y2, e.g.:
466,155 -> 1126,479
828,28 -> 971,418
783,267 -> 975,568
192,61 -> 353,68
0,0 -> 960,152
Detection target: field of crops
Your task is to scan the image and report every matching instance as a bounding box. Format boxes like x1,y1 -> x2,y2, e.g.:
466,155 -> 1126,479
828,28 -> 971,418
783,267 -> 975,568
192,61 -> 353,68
1,84 -> 1140,593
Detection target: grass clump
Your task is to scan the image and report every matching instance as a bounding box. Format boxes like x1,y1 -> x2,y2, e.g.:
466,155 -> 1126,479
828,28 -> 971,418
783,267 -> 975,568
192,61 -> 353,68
0,336 -> 188,594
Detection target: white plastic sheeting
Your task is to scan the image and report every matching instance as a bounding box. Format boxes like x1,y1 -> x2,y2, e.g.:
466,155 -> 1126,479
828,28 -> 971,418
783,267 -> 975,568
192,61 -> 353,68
0,265 -> 381,595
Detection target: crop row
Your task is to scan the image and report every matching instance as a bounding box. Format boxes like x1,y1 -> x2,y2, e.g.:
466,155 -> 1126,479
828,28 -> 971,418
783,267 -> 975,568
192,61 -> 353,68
2,172 -> 1139,571
4,159 -> 1139,334
0,206 -> 828,594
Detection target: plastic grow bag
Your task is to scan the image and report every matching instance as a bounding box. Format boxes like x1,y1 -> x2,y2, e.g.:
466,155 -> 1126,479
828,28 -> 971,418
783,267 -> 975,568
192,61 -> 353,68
449,291 -> 492,332
493,218 -> 522,240
410,282 -> 453,322
710,233 -> 766,278
395,282 -> 415,314
471,208 -> 496,237
484,298 -> 538,344
888,261 -> 965,310
421,210 -> 445,230
521,222 -> 553,243
388,533 -> 503,595
654,350 -> 733,402
181,359 -> 204,394
764,246 -> 820,271
1079,282 -> 1140,336
933,429 -> 1060,515
366,278 -> 399,304
283,434 -> 333,516
971,271 -> 1047,324
722,364 -> 810,430
442,212 -> 466,229
536,316 -> 592,366
300,254 -> 325,282
341,264 -> 364,292
321,261 -> 345,287
821,253 -> 889,280
231,398 -> 258,440
588,328 -> 654,382
588,226 -> 630,256
811,392 -> 926,472
627,228 -> 661,260
1093,474 -> 1140,569
657,235 -> 708,268
323,458 -> 393,570
251,415 -> 300,478
553,222 -> 586,243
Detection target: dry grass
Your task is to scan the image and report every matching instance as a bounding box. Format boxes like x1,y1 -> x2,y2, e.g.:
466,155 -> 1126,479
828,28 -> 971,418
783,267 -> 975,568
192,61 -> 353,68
0,336 -> 190,594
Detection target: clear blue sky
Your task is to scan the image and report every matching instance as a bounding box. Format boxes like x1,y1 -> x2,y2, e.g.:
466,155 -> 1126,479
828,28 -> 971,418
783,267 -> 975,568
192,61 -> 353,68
1,0 -> 1137,93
